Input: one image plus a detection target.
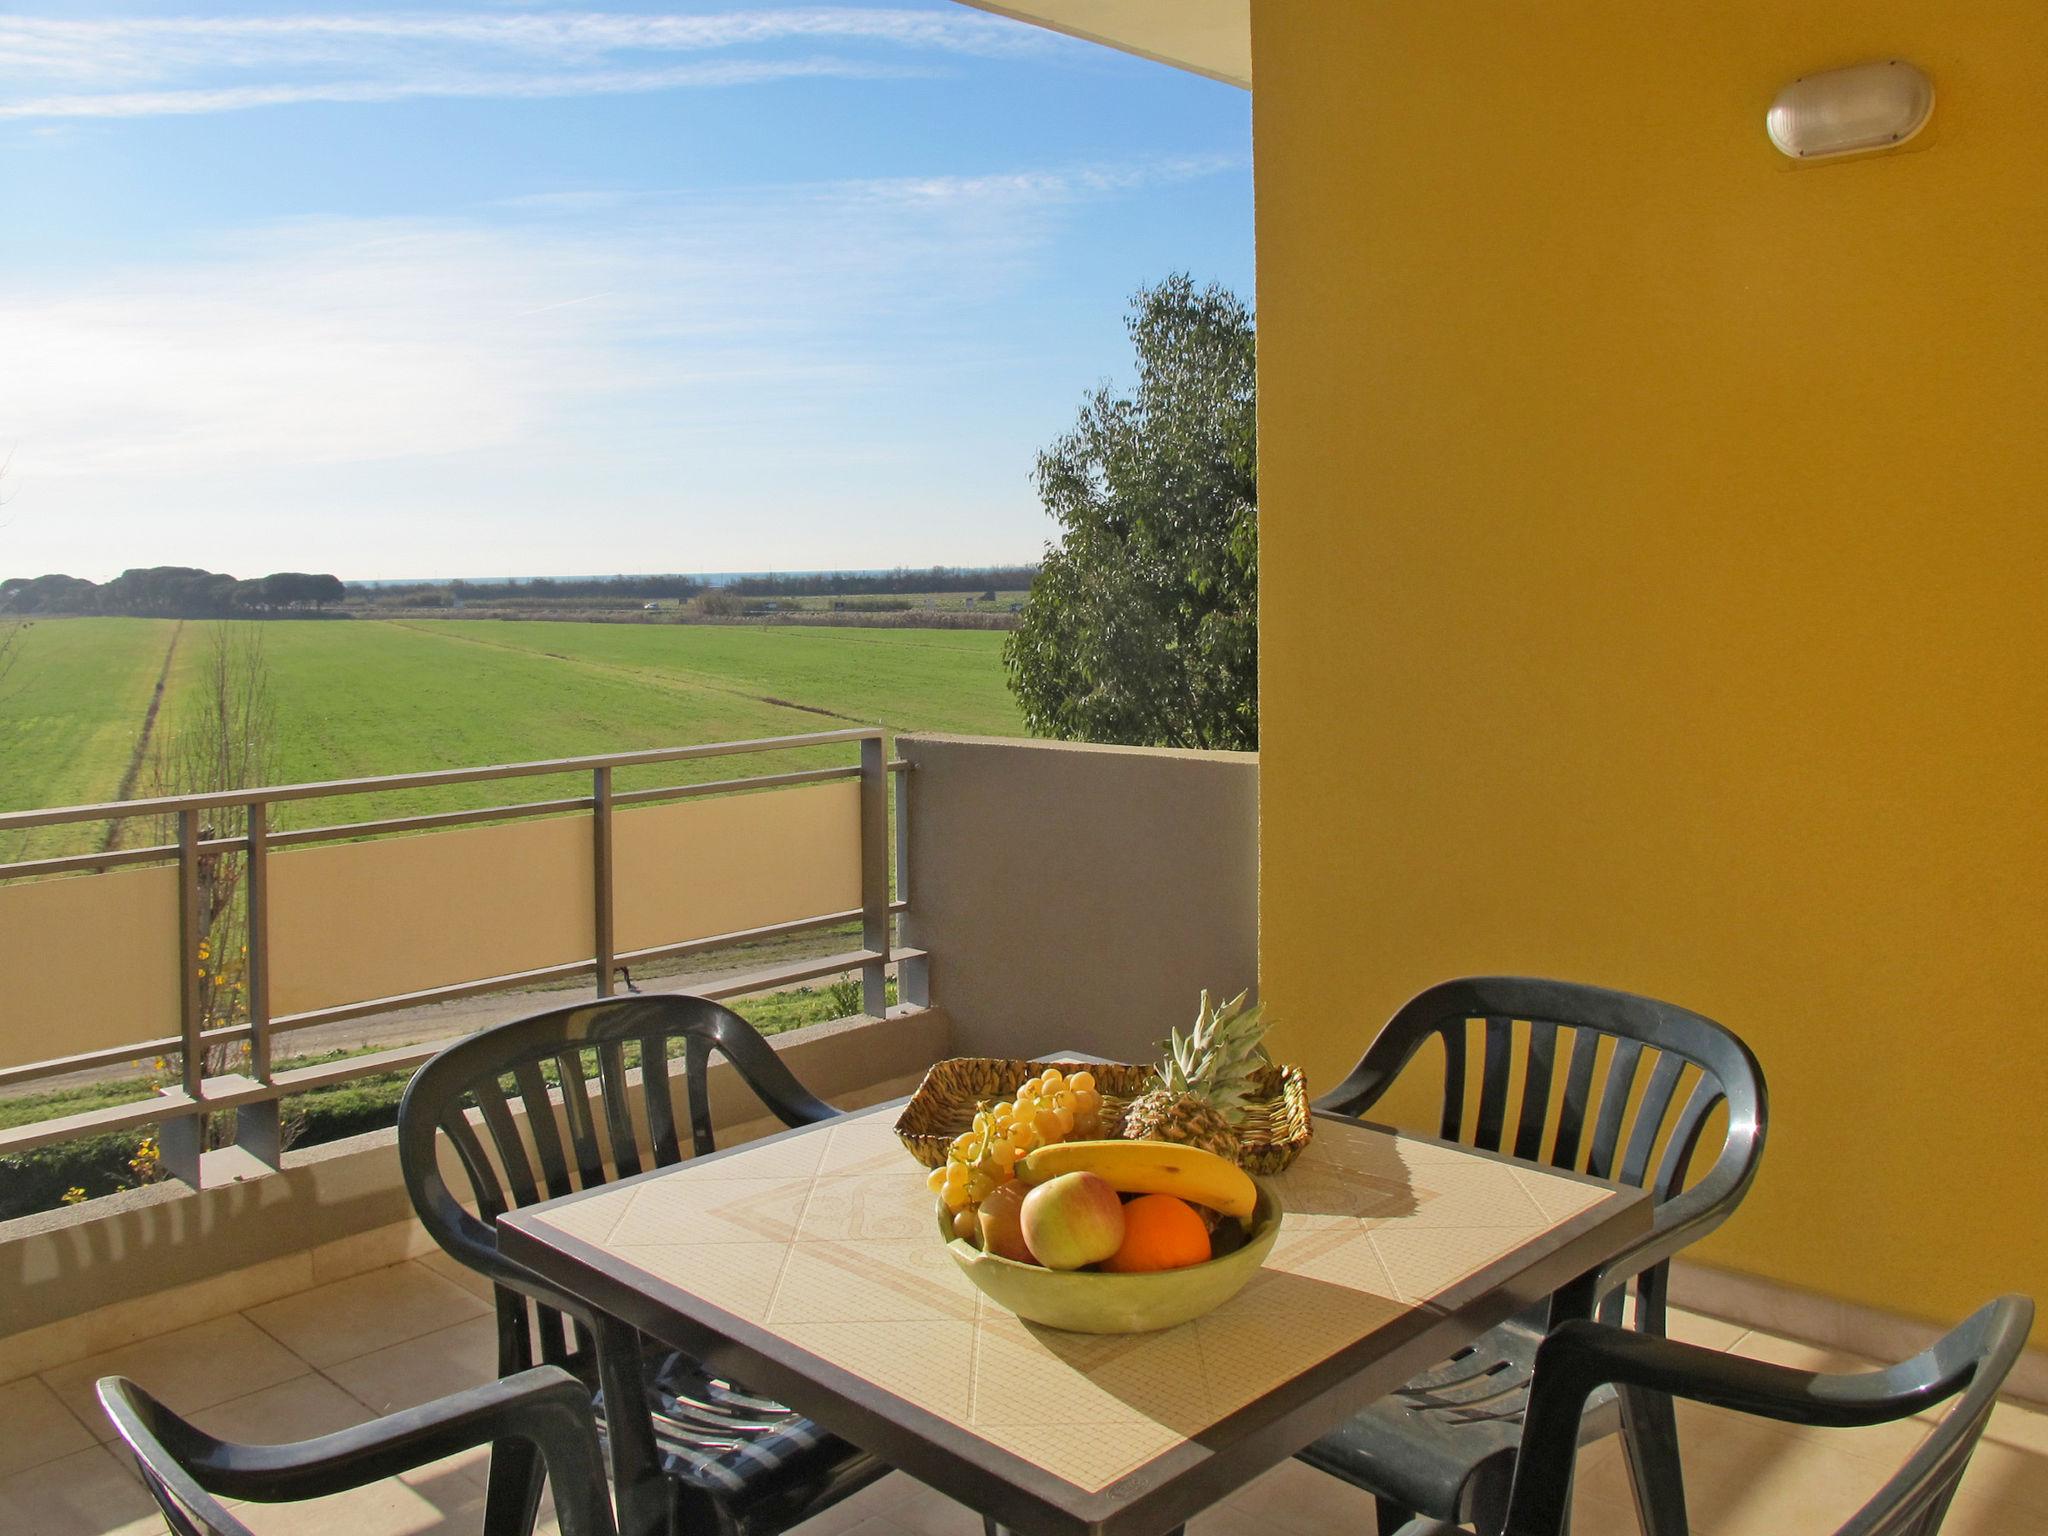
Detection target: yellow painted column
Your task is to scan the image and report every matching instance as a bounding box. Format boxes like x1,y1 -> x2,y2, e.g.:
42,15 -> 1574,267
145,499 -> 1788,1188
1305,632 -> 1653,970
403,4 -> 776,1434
1252,0 -> 2047,1323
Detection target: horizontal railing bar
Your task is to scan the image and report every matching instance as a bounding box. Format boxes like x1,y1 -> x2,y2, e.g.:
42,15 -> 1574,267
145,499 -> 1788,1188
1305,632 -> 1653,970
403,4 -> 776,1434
2,767 -> 879,878
0,1036 -> 187,1088
267,796 -> 593,848
0,844 -> 182,879
270,1041 -> 446,1093
0,727 -> 884,831
887,759 -> 909,773
692,948 -> 909,1002
269,960 -> 599,1033
0,898 -> 910,1090
2,973 -> 928,1154
197,1023 -> 253,1049
614,909 -> 864,966
611,764 -> 860,807
0,1090 -> 200,1157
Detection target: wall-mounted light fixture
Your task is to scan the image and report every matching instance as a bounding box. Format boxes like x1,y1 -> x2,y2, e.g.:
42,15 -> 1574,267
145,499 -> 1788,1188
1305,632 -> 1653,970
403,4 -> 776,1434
1767,60 -> 1934,160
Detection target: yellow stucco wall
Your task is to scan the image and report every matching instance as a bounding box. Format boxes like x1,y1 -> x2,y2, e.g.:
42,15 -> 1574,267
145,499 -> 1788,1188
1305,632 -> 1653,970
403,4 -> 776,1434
1252,0 -> 2046,1324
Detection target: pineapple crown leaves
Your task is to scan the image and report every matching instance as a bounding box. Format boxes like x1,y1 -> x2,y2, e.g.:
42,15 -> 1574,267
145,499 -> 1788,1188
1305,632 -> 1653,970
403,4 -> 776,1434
1147,987 -> 1272,1127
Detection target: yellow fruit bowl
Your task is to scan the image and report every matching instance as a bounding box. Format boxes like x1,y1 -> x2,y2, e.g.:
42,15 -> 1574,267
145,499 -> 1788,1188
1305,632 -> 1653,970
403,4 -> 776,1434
940,1182 -> 1283,1334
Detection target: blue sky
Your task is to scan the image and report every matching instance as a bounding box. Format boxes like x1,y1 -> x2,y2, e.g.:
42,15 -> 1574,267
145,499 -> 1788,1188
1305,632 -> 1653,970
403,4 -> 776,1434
0,2 -> 1251,582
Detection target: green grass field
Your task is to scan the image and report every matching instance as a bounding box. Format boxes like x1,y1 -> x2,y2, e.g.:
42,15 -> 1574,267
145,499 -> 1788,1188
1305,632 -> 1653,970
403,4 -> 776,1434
0,617 -> 1022,859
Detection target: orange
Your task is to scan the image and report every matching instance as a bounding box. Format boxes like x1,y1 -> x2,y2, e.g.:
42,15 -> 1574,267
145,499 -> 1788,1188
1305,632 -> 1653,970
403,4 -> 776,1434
1101,1194 -> 1211,1273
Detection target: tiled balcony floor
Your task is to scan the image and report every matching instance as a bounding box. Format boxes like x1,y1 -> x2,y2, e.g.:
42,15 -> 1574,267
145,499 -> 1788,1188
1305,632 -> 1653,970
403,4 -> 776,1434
3,1257 -> 2041,1536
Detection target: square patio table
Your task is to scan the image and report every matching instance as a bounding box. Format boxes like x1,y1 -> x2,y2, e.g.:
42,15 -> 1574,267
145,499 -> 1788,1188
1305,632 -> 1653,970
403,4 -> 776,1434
498,1105 -> 1649,1536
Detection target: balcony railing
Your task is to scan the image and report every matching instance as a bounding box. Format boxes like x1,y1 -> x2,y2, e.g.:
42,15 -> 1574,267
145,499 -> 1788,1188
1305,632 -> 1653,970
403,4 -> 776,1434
0,727 -> 920,1183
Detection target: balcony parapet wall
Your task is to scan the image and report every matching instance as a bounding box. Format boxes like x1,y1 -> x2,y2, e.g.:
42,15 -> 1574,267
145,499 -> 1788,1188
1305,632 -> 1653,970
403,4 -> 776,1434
0,1006 -> 949,1363
896,734 -> 1258,1064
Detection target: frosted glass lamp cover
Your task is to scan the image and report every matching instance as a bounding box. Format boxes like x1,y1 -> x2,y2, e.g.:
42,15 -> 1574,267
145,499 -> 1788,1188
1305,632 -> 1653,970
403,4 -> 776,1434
1767,60 -> 1934,159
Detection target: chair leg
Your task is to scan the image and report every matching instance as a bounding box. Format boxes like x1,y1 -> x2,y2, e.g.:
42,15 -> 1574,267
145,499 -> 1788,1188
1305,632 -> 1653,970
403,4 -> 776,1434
1618,1384 -> 1688,1536
593,1311 -> 672,1536
481,1432 -> 548,1536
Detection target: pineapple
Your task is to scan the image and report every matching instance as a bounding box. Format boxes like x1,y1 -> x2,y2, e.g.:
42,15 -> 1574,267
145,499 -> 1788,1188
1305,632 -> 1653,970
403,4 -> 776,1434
1119,989 -> 1272,1162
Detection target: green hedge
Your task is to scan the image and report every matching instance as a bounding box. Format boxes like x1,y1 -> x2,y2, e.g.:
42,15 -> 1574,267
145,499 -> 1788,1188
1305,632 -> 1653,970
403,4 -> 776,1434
0,1071 -> 415,1222
0,979 -> 879,1222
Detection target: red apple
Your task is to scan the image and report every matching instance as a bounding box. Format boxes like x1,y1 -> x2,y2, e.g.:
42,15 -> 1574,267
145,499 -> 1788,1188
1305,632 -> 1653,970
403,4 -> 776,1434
1019,1172 -> 1126,1270
977,1181 -> 1037,1264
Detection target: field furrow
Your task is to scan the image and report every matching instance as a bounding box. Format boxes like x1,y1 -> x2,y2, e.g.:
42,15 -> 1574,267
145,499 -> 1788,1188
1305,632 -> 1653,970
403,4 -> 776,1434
0,617 -> 1025,858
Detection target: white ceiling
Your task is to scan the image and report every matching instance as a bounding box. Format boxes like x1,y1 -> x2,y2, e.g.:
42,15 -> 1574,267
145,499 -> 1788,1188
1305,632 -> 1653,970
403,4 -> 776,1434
956,1 -> 1251,89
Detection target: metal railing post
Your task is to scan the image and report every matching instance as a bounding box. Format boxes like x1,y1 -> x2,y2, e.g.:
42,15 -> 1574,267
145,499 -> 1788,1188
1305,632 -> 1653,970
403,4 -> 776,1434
859,735 -> 891,1017
163,808 -> 205,1185
593,766 -> 615,998
893,759 -> 929,1008
0,727 -> 946,1168
236,799 -> 283,1168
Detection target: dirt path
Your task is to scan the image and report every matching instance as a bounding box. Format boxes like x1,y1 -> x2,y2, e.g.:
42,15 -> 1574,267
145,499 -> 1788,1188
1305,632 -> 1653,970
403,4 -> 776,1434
100,620 -> 183,852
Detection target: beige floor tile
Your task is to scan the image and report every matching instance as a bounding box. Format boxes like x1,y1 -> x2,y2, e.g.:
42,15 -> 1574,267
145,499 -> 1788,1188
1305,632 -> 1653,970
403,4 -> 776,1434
1221,1454 -> 1378,1536
414,1246 -> 497,1302
1979,1397 -> 2048,1455
1665,1307 -> 1748,1352
1952,1431 -> 2048,1515
0,1443 -> 157,1536
888,1475 -> 983,1536
213,1453 -> 485,1535
324,1314 -> 499,1416
788,1473 -> 920,1536
1568,1482 -> 1642,1536
311,1220 -> 442,1287
1190,1501 -> 1290,1536
1659,1412 -> 1890,1533
1933,1485 -> 2048,1536
1725,1326 -> 1879,1374
187,1372 -> 377,1445
0,1372 -> 99,1478
247,1261 -> 490,1369
42,1312 -> 310,1442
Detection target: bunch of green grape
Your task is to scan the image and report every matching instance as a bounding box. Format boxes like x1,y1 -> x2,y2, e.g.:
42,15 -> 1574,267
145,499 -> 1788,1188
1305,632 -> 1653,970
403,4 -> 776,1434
927,1068 -> 1104,1238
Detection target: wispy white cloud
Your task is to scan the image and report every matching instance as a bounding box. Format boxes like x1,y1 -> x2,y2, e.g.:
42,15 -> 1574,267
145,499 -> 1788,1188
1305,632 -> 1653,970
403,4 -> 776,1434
0,7 -> 1049,119
0,155 -> 1232,483
1,56 -> 931,120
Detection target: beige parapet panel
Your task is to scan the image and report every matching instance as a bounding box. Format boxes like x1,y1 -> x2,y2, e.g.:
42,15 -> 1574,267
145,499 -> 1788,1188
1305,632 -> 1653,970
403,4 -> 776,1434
0,865 -> 182,1068
270,815 -> 596,1018
267,782 -> 863,1018
613,781 -> 861,953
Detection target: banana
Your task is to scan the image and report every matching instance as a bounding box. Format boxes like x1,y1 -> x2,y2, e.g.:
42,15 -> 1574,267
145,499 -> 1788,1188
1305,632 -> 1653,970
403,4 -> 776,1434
1013,1139 -> 1259,1221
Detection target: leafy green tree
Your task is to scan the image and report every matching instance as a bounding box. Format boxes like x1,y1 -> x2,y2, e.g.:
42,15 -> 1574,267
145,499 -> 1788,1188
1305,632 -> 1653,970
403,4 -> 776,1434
1005,275 -> 1257,750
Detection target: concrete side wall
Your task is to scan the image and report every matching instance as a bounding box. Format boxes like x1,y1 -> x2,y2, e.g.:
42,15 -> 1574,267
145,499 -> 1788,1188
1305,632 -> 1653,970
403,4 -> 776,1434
898,735 -> 1258,1064
0,1007 -> 949,1342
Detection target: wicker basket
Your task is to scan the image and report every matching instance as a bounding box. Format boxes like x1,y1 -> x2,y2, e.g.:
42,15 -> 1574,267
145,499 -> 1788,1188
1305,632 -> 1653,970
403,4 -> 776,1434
895,1057 -> 1312,1175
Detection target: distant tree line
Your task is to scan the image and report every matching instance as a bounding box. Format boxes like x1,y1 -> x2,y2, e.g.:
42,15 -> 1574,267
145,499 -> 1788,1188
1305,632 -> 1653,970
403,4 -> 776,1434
0,567 -> 347,618
726,566 -> 1038,598
355,573 -> 707,605
350,567 -> 1039,606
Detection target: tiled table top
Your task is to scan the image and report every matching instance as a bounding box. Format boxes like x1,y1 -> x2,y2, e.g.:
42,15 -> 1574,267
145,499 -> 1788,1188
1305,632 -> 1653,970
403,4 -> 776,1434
502,1107 -> 1647,1534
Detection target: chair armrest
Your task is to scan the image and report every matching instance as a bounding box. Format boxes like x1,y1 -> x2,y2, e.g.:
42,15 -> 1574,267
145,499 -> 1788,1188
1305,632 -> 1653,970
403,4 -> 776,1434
1311,1027 -> 1422,1119
1503,1321 -> 1964,1536
1584,1162 -> 1745,1305
100,1367 -> 618,1536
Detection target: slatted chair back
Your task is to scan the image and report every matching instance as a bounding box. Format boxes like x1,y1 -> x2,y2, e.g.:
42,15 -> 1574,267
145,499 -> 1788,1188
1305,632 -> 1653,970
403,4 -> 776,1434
399,994 -> 838,1372
1316,977 -> 1767,1323
1503,1296 -> 2034,1536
